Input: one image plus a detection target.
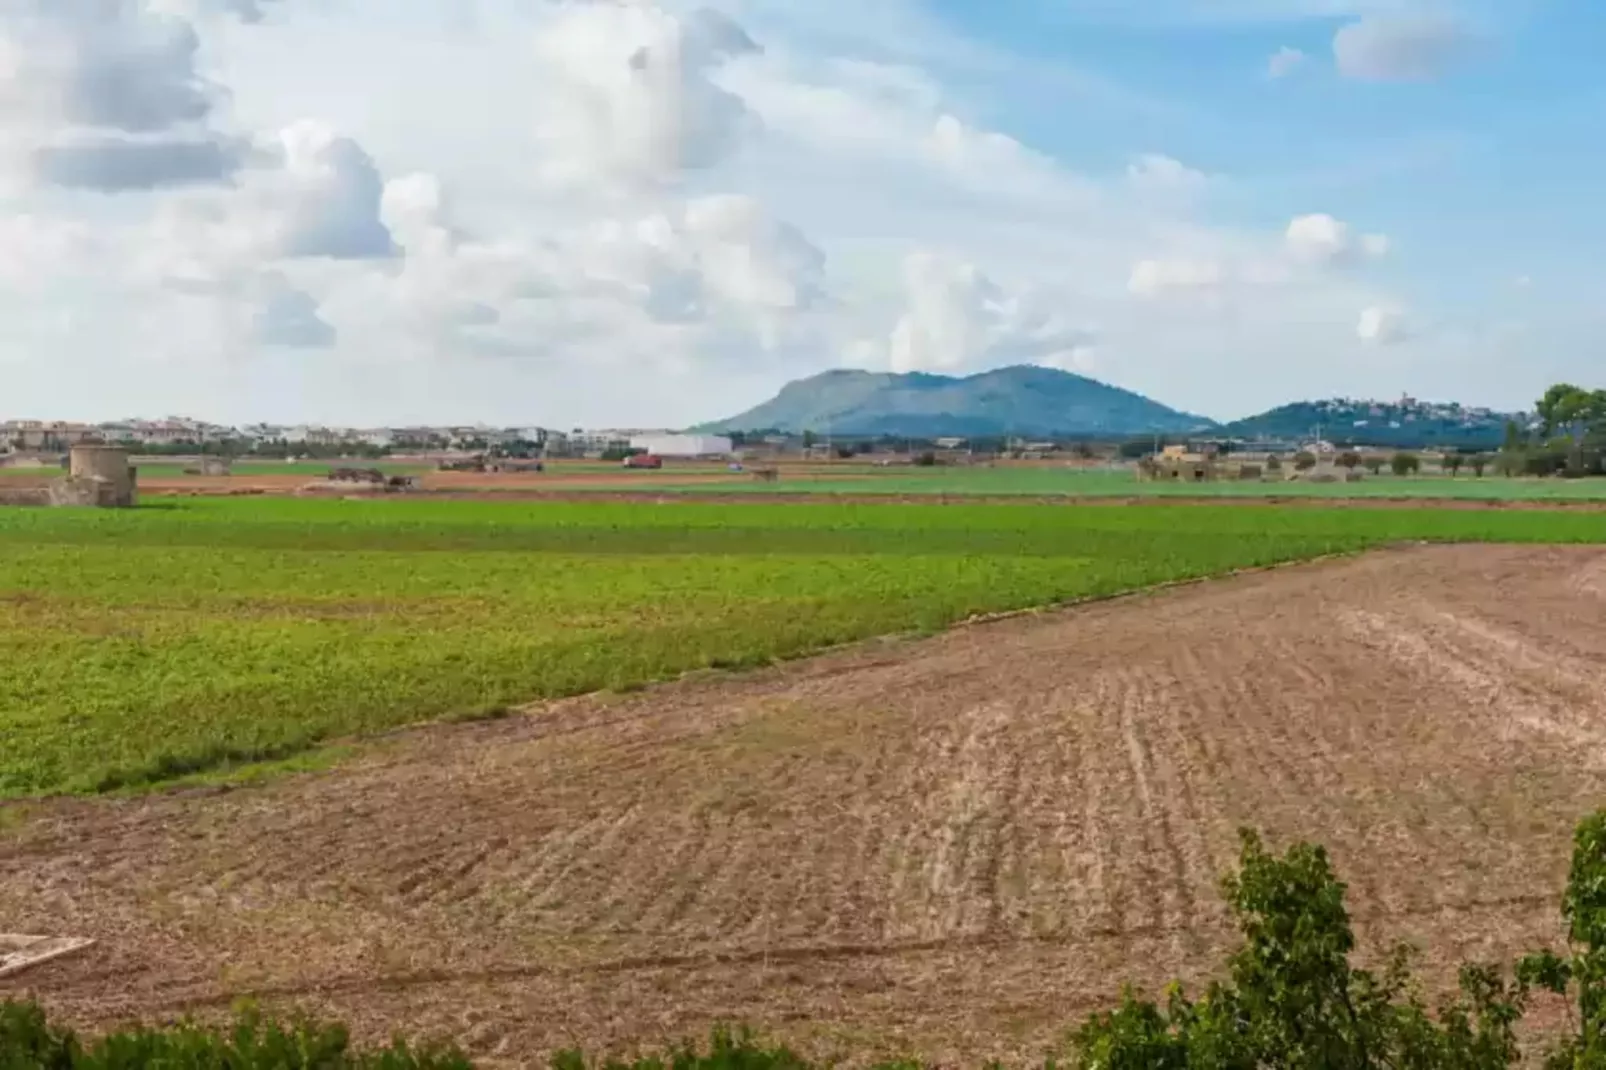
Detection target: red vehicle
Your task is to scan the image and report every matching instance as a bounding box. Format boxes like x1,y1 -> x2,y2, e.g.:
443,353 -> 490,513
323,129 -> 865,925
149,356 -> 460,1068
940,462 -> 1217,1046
621,453 -> 663,469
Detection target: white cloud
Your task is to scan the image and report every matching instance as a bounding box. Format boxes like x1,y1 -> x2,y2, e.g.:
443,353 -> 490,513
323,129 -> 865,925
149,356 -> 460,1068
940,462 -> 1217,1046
1357,304 -> 1407,345
1266,46 -> 1307,78
0,0 -> 245,191
1128,257 -> 1223,297
885,251 -> 1093,374
254,273 -> 336,348
1126,153 -> 1207,197
528,3 -> 760,192
1333,16 -> 1478,82
1285,213 -> 1389,266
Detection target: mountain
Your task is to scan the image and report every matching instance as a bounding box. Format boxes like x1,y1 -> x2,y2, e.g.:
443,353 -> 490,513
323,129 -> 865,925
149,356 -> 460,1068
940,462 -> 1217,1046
1219,398 -> 1532,449
699,366 -> 1213,438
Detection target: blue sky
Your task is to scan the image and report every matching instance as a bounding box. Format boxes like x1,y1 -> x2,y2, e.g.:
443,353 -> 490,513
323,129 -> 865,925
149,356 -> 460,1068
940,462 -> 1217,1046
937,0 -> 1605,300
0,0 -> 1598,426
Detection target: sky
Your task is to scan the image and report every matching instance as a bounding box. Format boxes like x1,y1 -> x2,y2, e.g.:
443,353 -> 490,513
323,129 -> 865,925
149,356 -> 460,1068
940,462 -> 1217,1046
0,0 -> 1599,427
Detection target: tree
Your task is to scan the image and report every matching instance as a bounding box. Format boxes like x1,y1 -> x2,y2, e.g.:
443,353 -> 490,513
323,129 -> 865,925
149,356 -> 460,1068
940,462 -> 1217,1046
1537,384 -> 1606,440
1363,456 -> 1386,476
1469,453 -> 1490,477
1519,810 -> 1606,1069
1443,453 -> 1465,476
1391,452 -> 1421,476
1337,451 -> 1362,471
1293,451 -> 1318,472
1265,454 -> 1284,473
1503,419 -> 1527,454
801,430 -> 818,450
1072,828 -> 1528,1069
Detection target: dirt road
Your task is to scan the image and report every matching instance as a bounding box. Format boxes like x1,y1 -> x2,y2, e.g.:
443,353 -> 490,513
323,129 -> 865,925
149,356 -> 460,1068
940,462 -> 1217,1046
5,544 -> 1606,1064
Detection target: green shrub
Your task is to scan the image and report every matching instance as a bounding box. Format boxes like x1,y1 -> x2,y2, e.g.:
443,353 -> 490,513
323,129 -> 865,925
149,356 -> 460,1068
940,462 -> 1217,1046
0,1004 -> 471,1069
1071,828 -> 1527,1069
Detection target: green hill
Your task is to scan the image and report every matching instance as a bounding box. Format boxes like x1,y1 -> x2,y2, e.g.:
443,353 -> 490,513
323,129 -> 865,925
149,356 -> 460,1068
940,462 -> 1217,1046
700,366 -> 1213,438
1219,398 -> 1530,449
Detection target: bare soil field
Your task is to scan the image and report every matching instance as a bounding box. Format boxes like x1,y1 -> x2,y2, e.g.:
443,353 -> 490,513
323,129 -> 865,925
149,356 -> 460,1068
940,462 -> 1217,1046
5,544 -> 1606,1065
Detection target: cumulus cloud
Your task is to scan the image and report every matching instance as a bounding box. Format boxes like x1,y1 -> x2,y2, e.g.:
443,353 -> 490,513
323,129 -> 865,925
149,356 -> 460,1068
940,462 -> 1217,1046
1128,257 -> 1224,297
1333,16 -> 1478,82
1126,153 -> 1207,198
886,252 -> 1092,374
34,135 -> 244,190
1267,46 -> 1307,79
267,122 -> 395,259
0,1 -> 244,191
580,194 -> 825,328
529,3 -> 760,191
1285,213 -> 1389,267
254,274 -> 336,348
1357,305 -> 1408,345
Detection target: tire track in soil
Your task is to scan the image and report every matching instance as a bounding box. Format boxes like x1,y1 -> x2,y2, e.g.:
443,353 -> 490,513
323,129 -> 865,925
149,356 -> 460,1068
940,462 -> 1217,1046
1108,669 -> 1170,935
134,888 -> 1563,1014
1117,665 -> 1200,934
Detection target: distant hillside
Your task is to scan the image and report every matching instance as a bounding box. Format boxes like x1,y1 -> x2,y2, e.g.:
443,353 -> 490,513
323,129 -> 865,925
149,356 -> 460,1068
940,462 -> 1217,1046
1219,398 -> 1532,449
700,366 -> 1213,438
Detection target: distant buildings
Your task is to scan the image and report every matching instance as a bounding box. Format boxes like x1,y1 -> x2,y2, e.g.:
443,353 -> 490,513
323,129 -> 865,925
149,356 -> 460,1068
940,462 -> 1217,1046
0,417 -> 713,458
628,433 -> 733,458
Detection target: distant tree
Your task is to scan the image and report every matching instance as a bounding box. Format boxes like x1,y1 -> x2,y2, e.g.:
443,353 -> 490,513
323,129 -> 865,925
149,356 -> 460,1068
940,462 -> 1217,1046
1336,450 -> 1362,471
834,446 -> 855,460
1537,384 -> 1605,440
1392,451 -> 1421,476
1469,453 -> 1491,477
1364,456 -> 1386,476
1443,453 -> 1465,476
1119,438 -> 1160,460
1496,414 -> 1522,453
913,450 -> 938,467
1293,450 -> 1318,472
1265,453 -> 1284,473
801,430 -> 818,449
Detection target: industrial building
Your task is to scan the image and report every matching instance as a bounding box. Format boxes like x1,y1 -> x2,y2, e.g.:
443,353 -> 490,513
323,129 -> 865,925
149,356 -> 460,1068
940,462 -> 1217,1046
628,433 -> 733,458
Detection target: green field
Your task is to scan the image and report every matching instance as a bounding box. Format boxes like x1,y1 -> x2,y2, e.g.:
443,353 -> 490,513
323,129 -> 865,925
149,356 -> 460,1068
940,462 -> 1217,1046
653,467 -> 1606,500
2,497 -> 1604,800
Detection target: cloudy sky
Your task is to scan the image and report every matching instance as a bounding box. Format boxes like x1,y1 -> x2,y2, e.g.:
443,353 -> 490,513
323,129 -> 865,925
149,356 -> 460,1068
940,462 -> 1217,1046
0,0 -> 1598,427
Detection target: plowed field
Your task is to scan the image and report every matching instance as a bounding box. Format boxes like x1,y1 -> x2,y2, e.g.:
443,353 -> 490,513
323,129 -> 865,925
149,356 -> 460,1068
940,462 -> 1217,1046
5,544 -> 1606,1065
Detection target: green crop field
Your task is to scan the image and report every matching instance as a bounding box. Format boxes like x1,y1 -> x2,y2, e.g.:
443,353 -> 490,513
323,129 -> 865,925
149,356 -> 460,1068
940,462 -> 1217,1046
2,496 -> 1604,800
645,467 -> 1606,500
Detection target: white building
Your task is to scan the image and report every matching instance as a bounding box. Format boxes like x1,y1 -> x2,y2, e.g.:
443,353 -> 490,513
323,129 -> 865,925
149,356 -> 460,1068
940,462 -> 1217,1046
629,433 -> 734,458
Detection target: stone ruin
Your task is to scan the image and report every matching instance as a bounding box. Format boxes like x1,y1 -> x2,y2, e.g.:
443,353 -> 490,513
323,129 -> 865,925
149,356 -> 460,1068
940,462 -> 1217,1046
47,445 -> 137,508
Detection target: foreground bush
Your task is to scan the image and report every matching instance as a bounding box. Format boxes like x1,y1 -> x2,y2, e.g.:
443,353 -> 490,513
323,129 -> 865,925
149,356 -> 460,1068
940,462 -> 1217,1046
1071,831 -> 1527,1069
0,1003 -> 472,1069
11,810 -> 1606,1068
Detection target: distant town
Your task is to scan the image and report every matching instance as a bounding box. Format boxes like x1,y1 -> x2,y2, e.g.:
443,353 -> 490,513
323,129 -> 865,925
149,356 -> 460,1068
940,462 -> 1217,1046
0,418 -> 736,459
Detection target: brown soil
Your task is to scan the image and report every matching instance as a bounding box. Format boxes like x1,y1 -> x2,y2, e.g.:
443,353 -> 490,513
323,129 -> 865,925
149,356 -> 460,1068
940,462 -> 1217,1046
4,544 -> 1606,1065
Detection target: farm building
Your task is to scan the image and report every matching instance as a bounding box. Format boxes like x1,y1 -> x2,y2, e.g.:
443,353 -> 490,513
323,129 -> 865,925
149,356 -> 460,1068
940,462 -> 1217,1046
628,433 -> 733,458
